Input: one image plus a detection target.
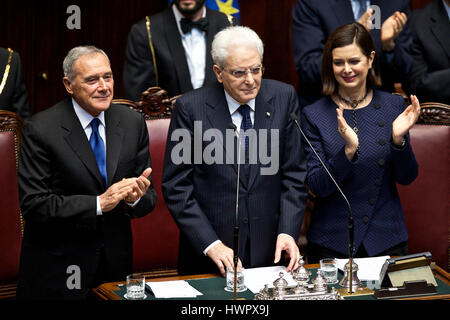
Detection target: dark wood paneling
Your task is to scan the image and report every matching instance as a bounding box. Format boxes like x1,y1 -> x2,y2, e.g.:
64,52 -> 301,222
0,0 -> 438,115
240,0 -> 298,87
1,0 -> 300,114
1,0 -> 167,114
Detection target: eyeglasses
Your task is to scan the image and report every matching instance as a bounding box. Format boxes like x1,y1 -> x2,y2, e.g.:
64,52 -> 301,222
224,65 -> 265,79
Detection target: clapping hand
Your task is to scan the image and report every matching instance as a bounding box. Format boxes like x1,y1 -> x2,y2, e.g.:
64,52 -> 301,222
99,168 -> 152,212
358,8 -> 374,31
336,104 -> 359,161
381,11 -> 407,51
124,168 -> 152,203
392,95 -> 421,145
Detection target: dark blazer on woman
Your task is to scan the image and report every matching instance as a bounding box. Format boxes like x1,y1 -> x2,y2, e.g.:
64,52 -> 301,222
301,90 -> 418,256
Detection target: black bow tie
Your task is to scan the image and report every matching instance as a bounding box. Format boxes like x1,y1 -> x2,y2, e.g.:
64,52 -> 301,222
180,17 -> 209,34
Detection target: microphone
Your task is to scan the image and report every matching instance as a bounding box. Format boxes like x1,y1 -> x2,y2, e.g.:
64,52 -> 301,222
289,112 -> 357,293
229,123 -> 241,300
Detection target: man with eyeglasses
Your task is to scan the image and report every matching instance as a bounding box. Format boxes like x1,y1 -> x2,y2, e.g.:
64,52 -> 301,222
162,26 -> 308,276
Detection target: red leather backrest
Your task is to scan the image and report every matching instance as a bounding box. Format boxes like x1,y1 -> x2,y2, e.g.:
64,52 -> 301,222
397,124 -> 450,271
0,129 -> 22,282
131,118 -> 179,272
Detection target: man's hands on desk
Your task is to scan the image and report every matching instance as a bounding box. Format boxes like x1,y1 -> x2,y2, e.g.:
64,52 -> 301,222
206,234 -> 300,277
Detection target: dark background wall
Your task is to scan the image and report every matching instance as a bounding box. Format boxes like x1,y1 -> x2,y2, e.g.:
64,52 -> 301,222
0,0 -> 431,115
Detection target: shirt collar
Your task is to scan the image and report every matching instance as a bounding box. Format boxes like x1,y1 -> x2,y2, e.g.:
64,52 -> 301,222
72,98 -> 105,130
172,4 -> 207,37
443,0 -> 450,21
224,90 -> 256,115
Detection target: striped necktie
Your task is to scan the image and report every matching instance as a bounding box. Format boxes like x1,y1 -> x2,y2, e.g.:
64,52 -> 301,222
238,104 -> 252,165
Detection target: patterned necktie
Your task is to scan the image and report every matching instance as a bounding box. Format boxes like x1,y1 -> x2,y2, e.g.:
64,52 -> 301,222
238,104 -> 252,165
357,0 -> 367,20
89,118 -> 107,186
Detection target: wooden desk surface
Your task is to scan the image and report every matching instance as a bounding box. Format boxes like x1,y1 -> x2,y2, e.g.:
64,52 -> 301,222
92,264 -> 450,301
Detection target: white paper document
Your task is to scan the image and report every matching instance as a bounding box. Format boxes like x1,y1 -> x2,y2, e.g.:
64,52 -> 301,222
335,256 -> 390,281
242,266 -> 297,294
146,280 -> 203,298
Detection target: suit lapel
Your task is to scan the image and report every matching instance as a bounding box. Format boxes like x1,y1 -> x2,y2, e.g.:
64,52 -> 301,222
247,86 -> 275,189
104,105 -> 124,188
430,1 -> 450,61
61,99 -> 105,189
164,8 -> 194,93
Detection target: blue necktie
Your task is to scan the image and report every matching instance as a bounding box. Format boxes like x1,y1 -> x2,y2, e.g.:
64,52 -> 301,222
238,104 -> 252,165
89,118 -> 107,186
357,0 -> 367,20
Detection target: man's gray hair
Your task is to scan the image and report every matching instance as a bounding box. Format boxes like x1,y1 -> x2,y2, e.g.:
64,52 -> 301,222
211,26 -> 264,68
63,46 -> 110,80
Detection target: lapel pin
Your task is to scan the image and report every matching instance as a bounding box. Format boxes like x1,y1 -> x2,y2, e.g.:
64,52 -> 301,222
266,112 -> 271,118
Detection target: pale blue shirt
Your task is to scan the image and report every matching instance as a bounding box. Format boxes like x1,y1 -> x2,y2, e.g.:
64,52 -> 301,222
350,0 -> 371,20
443,0 -> 450,21
172,5 -> 206,90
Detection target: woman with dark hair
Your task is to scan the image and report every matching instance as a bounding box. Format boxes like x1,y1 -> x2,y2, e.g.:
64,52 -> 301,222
301,22 -> 420,263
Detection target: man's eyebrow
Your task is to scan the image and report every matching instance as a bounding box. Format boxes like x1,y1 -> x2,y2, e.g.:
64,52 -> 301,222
84,72 -> 113,80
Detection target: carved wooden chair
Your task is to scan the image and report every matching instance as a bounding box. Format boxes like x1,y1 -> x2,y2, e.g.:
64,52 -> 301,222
0,111 -> 24,298
397,102 -> 450,271
113,87 -> 181,278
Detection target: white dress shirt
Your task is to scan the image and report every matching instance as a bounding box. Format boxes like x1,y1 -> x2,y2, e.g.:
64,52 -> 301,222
172,5 -> 207,89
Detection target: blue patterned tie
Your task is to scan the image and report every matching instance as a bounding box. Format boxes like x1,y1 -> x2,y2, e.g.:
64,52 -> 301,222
89,118 -> 107,186
357,0 -> 367,20
238,104 -> 252,165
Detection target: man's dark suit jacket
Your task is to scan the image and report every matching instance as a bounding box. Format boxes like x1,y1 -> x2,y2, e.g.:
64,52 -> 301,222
292,0 -> 413,107
16,99 -> 157,299
123,6 -> 235,101
0,48 -> 30,118
407,0 -> 450,103
161,80 -> 308,275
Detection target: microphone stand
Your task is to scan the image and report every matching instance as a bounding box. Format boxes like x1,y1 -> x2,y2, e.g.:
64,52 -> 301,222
230,123 -> 241,300
290,113 -> 358,294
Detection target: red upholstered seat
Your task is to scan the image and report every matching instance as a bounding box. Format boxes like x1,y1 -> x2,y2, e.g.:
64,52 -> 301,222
0,111 -> 23,298
397,103 -> 450,272
113,87 -> 180,277
131,118 -> 179,272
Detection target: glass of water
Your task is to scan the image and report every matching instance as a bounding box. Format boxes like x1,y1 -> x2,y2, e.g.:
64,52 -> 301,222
319,258 -> 338,284
126,273 -> 146,299
224,268 -> 247,292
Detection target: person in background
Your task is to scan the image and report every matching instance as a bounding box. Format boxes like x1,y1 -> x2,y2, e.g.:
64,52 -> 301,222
123,0 -> 236,101
406,0 -> 450,104
292,0 -> 413,108
301,23 -> 419,263
0,47 -> 30,118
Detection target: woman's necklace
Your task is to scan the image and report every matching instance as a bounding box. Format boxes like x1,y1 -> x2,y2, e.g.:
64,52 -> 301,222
336,89 -> 369,158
